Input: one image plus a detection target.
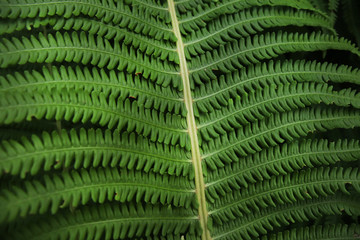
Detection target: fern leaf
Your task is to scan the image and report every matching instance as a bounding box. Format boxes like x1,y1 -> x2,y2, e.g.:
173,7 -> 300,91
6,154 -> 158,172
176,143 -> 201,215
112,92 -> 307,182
208,167 -> 360,223
202,107 -> 360,170
4,202 -> 201,240
210,195 -> 360,240
0,65 -> 186,116
258,224 -> 360,240
0,0 -> 176,41
206,139 -> 360,196
189,32 -> 360,83
193,60 -> 360,114
0,16 -> 179,62
185,7 -> 336,56
1,0 -> 360,239
197,83 -> 360,137
0,32 -> 181,87
177,0 -> 326,34
0,128 -> 192,178
0,89 -> 189,147
0,167 -> 197,223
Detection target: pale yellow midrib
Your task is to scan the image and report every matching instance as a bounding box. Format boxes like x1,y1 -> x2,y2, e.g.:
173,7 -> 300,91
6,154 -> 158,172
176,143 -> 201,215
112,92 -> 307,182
167,1 -> 211,240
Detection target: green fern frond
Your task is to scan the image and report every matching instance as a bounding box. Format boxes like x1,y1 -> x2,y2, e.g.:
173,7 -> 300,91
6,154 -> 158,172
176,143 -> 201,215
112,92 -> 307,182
0,65 -> 185,116
258,224 -> 360,240
184,7 -> 336,56
197,83 -> 360,137
189,31 -> 360,83
202,107 -> 360,169
4,202 -> 201,240
0,0 -> 176,41
206,138 -> 360,195
0,16 -> 178,62
0,167 -> 197,223
0,31 -> 181,87
1,0 -> 360,239
0,128 -> 193,178
0,89 -> 189,147
208,167 -> 360,223
210,195 -> 360,240
177,0 -> 326,34
193,60 -> 360,113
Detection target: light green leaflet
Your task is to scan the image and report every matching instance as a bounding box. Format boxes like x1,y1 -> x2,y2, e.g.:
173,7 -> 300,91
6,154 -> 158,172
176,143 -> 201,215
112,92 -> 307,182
0,0 -> 360,239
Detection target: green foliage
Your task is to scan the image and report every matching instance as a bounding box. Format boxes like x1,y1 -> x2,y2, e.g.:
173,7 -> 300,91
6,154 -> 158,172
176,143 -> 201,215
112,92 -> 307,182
0,0 -> 360,239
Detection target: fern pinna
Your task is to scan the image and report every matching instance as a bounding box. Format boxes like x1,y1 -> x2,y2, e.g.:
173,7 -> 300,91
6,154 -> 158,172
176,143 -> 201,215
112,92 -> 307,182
0,0 -> 360,239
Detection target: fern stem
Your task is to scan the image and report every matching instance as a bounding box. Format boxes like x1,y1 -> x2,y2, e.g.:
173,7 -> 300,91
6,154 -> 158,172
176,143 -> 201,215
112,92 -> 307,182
168,1 -> 212,239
